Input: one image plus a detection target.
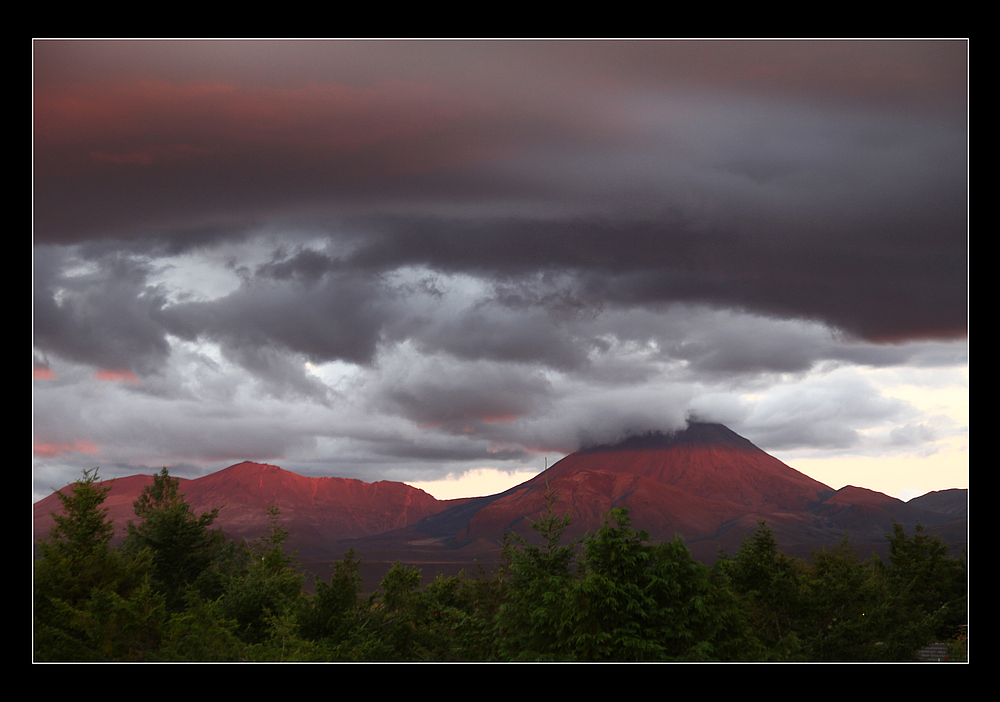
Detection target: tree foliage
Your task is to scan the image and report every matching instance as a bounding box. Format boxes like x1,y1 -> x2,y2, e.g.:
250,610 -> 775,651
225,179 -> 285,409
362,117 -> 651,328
887,520 -> 967,642
495,485 -> 579,660
569,509 -> 724,661
35,471 -> 967,662
124,468 -> 229,611
711,520 -> 968,661
719,521 -> 808,658
217,505 -> 305,648
33,469 -> 165,661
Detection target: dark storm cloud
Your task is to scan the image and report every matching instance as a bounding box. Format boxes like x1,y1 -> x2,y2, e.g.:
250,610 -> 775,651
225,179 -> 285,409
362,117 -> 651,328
33,40 -> 967,346
33,41 -> 968,495
32,47 -> 594,246
161,266 -> 392,367
405,300 -> 593,371
376,357 -> 554,430
342,193 -> 965,342
33,246 -> 171,374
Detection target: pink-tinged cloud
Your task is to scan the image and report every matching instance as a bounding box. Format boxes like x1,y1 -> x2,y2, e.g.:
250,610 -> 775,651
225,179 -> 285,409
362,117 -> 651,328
34,78 -> 499,166
481,414 -> 521,425
33,440 -> 99,457
33,77 -> 525,242
33,367 -> 56,380
94,369 -> 138,383
88,144 -> 212,166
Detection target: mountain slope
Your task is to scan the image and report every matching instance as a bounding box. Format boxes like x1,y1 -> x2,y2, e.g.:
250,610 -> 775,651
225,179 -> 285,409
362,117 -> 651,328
548,422 -> 833,511
403,422 -> 832,547
369,422 -> 964,565
33,461 -> 459,560
181,462 -> 457,550
34,423 -> 967,582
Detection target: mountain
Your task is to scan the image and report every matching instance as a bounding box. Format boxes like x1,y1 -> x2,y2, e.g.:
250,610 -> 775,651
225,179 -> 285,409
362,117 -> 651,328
339,422 -> 966,569
33,461 -> 461,562
34,423 -> 967,586
406,423 -> 826,552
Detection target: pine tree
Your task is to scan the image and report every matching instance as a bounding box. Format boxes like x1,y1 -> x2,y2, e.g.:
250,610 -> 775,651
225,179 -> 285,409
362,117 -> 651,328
495,485 -> 579,660
886,520 -> 967,644
124,468 -> 229,611
719,521 -> 807,659
570,508 -> 727,661
218,505 -> 304,647
34,469 -> 164,661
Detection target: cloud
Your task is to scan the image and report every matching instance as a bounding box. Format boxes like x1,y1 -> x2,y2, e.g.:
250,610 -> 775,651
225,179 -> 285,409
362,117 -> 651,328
33,247 -> 172,375
737,368 -> 920,450
32,41 -> 967,499
161,264 -> 394,368
375,354 -> 554,431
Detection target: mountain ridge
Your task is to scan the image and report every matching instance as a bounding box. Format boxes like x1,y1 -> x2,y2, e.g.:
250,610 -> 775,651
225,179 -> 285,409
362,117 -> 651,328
34,422 -> 967,585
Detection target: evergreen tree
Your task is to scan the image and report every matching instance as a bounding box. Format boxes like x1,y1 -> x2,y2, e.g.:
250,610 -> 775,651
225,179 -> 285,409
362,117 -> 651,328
152,593 -> 244,661
800,537 -> 909,661
495,485 -> 579,661
34,468 -> 164,661
297,548 -> 364,644
447,556 -> 511,661
886,521 -> 967,645
218,505 -> 304,647
124,468 -> 229,611
570,508 -> 733,661
721,520 -> 807,659
366,561 -> 425,660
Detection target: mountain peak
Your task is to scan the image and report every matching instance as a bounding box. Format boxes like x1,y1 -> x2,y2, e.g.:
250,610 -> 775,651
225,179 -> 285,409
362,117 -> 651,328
218,460 -> 284,474
532,420 -> 833,519
579,421 -> 758,453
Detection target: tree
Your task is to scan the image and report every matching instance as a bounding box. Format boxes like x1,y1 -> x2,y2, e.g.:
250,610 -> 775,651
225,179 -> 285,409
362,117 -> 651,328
365,561 -> 425,660
886,520 -> 968,656
800,537 -> 909,661
34,469 -> 164,661
124,468 -> 229,611
297,548 -> 364,644
886,521 -> 967,644
36,467 -> 116,595
570,508 -> 731,661
152,594 -> 243,662
721,520 -> 807,658
293,547 -> 392,660
495,485 -> 579,661
446,556 -> 511,661
217,505 -> 304,647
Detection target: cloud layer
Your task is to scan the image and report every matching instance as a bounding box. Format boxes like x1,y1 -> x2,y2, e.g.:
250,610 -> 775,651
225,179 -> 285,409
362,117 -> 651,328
33,40 -> 968,499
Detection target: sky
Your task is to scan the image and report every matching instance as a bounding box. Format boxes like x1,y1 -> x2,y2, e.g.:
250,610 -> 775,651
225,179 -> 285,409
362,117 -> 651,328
32,40 -> 968,503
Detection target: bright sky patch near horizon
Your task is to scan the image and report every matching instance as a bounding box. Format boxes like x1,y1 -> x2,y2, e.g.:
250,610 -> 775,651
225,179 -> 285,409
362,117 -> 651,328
33,40 -> 967,504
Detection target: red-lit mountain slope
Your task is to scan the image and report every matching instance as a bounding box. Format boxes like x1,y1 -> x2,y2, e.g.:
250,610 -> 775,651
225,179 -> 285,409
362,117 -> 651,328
182,462 -> 461,554
546,422 -> 833,512
388,423 -> 832,563
33,461 -> 459,560
34,424 -> 967,584
368,423 -> 965,566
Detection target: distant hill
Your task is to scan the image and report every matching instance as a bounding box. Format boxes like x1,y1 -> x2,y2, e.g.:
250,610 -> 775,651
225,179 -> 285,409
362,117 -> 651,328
33,462 -> 461,561
34,423 -> 967,587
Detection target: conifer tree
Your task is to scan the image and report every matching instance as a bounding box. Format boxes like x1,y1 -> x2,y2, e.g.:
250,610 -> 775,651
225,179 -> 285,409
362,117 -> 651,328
495,485 -> 578,661
570,508 -> 729,661
34,469 -> 164,661
722,520 -> 807,658
886,520 -> 967,644
218,505 -> 304,646
124,468 -> 229,611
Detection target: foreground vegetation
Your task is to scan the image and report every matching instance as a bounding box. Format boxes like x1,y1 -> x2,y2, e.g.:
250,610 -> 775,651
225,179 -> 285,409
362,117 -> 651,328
33,468 -> 967,662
